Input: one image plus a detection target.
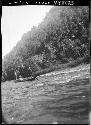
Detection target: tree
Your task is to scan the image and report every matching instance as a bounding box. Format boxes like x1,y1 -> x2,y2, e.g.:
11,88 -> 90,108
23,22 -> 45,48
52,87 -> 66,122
2,6 -> 89,81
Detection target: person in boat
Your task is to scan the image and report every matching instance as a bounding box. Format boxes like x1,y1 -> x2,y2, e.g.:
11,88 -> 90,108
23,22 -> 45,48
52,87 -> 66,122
14,66 -> 38,81
14,67 -> 21,80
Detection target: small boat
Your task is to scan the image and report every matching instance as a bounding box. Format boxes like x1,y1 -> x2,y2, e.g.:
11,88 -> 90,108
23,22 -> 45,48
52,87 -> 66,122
14,75 -> 38,83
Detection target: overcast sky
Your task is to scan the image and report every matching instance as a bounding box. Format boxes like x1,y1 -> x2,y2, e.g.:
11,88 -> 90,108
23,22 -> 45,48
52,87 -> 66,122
1,5 -> 52,58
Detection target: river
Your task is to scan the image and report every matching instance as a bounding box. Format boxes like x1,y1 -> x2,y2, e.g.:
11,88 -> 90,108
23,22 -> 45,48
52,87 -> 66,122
1,64 -> 90,124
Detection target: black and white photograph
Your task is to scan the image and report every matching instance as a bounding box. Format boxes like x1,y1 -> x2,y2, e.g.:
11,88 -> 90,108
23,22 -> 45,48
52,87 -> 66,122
1,4 -> 90,124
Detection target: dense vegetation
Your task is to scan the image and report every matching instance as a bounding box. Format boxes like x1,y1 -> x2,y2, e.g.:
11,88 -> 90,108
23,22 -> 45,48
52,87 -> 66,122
2,6 -> 90,81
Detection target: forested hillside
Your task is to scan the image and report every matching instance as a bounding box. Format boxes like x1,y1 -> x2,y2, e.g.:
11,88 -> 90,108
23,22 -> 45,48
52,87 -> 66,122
2,6 -> 90,81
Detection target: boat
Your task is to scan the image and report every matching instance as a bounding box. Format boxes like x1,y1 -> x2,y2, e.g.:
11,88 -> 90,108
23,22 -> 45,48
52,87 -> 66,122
14,75 -> 38,83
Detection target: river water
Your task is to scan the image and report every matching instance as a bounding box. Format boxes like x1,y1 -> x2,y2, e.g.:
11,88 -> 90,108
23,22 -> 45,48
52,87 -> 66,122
2,64 -> 90,124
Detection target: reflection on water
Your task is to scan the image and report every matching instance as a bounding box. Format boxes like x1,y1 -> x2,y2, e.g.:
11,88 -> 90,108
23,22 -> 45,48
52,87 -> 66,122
2,65 -> 90,124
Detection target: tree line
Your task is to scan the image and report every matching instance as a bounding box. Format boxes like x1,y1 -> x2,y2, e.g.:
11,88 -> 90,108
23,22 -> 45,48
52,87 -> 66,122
2,6 -> 90,82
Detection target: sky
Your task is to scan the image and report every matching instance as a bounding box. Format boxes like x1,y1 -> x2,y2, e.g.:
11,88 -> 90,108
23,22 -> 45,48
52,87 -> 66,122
1,5 -> 53,58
